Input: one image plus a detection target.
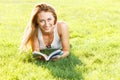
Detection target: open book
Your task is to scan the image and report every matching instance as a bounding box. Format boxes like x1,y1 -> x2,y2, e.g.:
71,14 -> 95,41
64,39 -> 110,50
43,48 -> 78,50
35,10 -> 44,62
32,49 -> 63,61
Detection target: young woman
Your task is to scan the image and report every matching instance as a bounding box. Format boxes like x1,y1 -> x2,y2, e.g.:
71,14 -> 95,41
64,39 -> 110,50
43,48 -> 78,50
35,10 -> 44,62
20,3 -> 69,61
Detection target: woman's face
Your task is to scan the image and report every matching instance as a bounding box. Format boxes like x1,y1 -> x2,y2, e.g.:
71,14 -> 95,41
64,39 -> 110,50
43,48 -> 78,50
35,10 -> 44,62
37,11 -> 55,33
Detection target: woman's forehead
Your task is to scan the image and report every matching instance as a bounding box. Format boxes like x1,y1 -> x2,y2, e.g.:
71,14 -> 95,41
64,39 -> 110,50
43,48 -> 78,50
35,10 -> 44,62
37,11 -> 54,18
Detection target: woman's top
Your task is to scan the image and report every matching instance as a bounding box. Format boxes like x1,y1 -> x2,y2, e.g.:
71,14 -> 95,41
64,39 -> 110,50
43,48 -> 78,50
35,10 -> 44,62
38,25 -> 62,50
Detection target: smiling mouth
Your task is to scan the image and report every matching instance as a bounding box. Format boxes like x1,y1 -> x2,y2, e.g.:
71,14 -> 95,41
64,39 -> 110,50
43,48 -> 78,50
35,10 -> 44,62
44,28 -> 51,31
44,28 -> 49,30
44,26 -> 50,29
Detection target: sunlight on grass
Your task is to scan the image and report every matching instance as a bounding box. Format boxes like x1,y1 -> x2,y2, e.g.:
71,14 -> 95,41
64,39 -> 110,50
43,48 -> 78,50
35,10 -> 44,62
0,0 -> 120,80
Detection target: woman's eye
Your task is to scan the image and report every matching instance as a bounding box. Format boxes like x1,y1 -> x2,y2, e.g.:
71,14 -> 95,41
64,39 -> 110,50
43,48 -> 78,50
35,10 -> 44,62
48,18 -> 52,21
39,20 -> 44,22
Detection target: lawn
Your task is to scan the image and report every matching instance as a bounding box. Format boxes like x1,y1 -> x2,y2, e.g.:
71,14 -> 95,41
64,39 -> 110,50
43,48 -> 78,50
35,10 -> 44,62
0,0 -> 120,80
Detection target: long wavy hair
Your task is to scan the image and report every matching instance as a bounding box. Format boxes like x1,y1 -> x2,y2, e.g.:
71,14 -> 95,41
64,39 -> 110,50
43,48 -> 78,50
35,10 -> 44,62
20,3 -> 57,51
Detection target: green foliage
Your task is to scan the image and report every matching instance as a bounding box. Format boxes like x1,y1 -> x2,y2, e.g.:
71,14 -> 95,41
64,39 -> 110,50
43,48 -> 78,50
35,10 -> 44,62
0,0 -> 120,80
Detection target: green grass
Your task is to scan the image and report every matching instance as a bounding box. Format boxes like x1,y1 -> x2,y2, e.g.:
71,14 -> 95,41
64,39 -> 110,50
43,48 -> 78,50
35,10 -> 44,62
0,0 -> 120,80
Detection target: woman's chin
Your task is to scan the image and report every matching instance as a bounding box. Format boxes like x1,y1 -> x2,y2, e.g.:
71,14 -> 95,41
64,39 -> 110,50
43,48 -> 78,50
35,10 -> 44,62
44,29 -> 51,33
42,28 -> 53,33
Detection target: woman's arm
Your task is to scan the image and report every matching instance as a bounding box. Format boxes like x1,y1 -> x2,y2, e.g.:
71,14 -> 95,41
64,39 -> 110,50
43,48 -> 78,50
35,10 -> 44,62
31,33 -> 40,52
57,21 -> 70,58
31,34 -> 49,59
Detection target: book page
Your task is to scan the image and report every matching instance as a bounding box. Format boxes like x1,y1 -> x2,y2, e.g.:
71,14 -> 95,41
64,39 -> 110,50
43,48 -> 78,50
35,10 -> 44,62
47,50 -> 62,60
33,51 -> 48,60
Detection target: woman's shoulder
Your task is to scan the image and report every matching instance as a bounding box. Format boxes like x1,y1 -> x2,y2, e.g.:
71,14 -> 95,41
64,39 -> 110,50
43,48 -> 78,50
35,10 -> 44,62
56,21 -> 69,35
57,21 -> 68,27
56,21 -> 68,31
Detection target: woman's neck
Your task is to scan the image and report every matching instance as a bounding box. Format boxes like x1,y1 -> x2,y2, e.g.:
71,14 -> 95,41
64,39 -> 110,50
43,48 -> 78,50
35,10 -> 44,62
42,30 -> 54,47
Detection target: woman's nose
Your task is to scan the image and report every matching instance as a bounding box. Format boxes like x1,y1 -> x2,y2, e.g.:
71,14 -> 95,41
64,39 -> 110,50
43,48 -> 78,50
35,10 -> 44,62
45,21 -> 49,27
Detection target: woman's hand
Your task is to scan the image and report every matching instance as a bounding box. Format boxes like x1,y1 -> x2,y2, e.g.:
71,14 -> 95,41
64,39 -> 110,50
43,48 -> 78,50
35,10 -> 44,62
36,54 -> 48,60
51,55 -> 62,61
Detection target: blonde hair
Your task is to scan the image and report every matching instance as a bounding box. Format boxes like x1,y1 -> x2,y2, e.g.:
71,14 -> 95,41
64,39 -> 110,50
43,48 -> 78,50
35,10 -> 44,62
20,3 -> 57,51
